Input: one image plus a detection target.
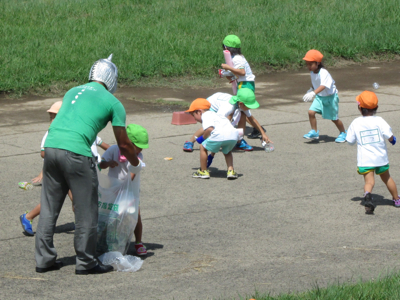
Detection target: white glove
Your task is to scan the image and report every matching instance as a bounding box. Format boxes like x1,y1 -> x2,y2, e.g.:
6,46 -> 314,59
303,89 -> 315,102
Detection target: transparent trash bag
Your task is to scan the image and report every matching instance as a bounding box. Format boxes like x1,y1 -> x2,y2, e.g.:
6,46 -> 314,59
96,172 -> 139,256
98,251 -> 143,272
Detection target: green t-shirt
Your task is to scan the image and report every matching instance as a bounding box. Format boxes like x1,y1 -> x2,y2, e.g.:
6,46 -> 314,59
45,82 -> 126,157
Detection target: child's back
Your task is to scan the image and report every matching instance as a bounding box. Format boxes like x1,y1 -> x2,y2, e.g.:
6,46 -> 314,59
347,115 -> 392,167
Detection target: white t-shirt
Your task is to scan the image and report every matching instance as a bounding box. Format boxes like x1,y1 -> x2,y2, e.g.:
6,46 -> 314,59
346,116 -> 393,167
310,68 -> 337,96
207,92 -> 252,118
42,132 -> 103,162
201,111 -> 239,142
232,55 -> 255,82
101,145 -> 145,181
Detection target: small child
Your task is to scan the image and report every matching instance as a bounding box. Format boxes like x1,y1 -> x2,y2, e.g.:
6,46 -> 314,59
220,34 -> 264,139
183,88 -> 272,155
186,98 -> 239,180
99,124 -> 148,255
346,91 -> 400,214
302,49 -> 347,143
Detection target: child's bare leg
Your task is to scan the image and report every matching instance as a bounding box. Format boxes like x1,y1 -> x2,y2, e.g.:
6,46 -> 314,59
379,171 -> 398,199
238,112 -> 247,134
134,210 -> 142,243
332,119 -> 345,133
363,171 -> 375,194
200,145 -> 208,171
190,128 -> 205,143
223,152 -> 234,171
308,110 -> 317,131
26,204 -> 41,221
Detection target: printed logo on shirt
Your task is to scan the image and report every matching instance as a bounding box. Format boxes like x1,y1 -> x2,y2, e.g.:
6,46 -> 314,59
360,129 -> 380,145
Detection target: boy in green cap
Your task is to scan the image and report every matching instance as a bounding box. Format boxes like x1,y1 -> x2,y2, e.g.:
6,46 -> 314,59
99,124 -> 149,255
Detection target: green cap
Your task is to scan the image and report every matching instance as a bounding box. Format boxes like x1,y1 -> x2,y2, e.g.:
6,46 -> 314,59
229,88 -> 259,109
126,124 -> 149,149
223,35 -> 241,48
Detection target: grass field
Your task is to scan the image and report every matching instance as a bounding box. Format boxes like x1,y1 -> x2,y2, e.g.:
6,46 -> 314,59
1,0 -> 400,94
247,272 -> 400,299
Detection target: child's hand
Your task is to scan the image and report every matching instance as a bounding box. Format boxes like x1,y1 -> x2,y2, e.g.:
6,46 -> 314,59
31,174 -> 43,184
390,136 -> 396,145
108,160 -> 119,168
303,90 -> 315,102
221,63 -> 230,70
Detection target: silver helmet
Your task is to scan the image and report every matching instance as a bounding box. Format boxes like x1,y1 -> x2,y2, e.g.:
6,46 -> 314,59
88,54 -> 118,94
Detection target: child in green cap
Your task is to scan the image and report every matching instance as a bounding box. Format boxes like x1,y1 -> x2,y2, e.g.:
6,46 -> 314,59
99,124 -> 149,255
220,34 -> 265,139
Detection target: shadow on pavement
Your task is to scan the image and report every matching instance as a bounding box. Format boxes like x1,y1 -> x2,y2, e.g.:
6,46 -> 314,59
351,194 -> 395,207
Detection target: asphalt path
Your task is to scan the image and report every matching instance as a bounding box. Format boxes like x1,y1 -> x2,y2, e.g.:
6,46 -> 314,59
1,61 -> 400,299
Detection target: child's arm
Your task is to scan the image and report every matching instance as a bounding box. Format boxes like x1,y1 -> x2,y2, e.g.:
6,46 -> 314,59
247,116 -> 272,143
99,160 -> 118,169
221,63 -> 245,77
99,142 -> 110,151
131,172 -> 136,181
202,127 -> 214,140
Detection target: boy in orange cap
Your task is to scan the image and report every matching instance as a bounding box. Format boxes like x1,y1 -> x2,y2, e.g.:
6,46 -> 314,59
346,91 -> 399,214
186,98 -> 240,179
302,49 -> 347,143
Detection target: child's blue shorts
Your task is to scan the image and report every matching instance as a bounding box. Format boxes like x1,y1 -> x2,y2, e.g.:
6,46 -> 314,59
202,139 -> 237,154
309,93 -> 339,120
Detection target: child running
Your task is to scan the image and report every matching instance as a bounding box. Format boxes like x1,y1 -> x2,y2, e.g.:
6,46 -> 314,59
302,49 -> 346,142
346,91 -> 400,214
220,34 -> 265,139
99,124 -> 148,255
186,98 -> 240,180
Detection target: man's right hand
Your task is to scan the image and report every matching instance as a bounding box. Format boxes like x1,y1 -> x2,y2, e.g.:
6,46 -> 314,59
108,161 -> 119,168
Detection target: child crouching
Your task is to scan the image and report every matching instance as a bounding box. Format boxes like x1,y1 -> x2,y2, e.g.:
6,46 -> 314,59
186,98 -> 239,180
346,91 -> 400,214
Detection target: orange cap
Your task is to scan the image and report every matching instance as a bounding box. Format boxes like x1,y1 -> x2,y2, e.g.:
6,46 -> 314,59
356,91 -> 378,109
303,49 -> 323,62
47,101 -> 63,114
185,98 -> 211,112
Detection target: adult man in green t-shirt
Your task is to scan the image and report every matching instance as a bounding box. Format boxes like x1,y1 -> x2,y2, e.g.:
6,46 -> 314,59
35,54 -> 141,275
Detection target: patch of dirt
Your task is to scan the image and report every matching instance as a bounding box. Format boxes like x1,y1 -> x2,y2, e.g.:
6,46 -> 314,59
1,60 -> 399,125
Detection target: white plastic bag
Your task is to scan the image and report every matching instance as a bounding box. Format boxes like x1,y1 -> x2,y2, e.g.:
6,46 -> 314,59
96,172 -> 139,256
98,251 -> 143,272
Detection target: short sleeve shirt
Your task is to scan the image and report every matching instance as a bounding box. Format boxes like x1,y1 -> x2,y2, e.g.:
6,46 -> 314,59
44,82 -> 126,157
232,55 -> 255,82
207,93 -> 252,118
310,68 -> 337,96
201,111 -> 239,142
346,116 -> 392,167
101,145 -> 144,180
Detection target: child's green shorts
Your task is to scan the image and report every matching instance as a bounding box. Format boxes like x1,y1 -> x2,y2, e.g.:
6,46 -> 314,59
357,164 -> 389,175
238,81 -> 255,92
309,93 -> 339,120
202,139 -> 237,154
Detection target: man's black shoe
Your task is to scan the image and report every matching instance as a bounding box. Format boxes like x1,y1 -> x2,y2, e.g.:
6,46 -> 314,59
247,127 -> 266,139
36,260 -> 63,273
75,264 -> 114,275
